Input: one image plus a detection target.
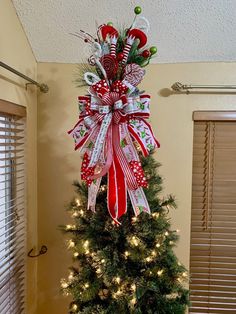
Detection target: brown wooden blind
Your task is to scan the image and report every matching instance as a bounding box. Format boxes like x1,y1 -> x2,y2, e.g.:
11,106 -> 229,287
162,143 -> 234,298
0,100 -> 26,314
190,112 -> 236,313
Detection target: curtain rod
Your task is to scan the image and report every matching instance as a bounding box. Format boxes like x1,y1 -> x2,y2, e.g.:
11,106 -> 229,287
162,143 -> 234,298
172,82 -> 236,93
0,61 -> 49,93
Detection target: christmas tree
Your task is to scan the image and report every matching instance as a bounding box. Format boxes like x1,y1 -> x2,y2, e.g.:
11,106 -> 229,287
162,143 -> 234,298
61,153 -> 189,313
62,6 -> 189,313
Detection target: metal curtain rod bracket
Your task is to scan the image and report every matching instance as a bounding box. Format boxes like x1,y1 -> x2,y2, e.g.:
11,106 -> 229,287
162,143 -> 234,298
171,82 -> 236,94
0,61 -> 49,93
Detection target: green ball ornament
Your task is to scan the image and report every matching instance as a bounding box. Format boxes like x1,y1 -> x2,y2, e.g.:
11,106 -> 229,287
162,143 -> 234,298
134,6 -> 142,15
150,46 -> 157,55
107,22 -> 113,26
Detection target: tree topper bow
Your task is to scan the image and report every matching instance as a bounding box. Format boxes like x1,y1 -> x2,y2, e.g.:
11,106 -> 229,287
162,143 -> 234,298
68,8 -> 159,222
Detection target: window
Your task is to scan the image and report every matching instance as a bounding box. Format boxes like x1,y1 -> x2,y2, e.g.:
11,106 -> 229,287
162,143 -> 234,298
190,111 -> 236,313
0,100 -> 26,313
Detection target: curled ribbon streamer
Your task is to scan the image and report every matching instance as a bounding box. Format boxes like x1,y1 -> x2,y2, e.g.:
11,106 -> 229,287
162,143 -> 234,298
68,79 -> 159,221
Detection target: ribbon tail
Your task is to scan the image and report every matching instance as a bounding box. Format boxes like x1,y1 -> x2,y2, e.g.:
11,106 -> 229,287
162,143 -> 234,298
107,158 -> 127,222
128,125 -> 149,157
88,178 -> 102,212
113,124 -> 138,190
108,161 -> 117,219
128,118 -> 160,156
128,188 -> 150,216
142,119 -> 160,148
114,153 -> 127,218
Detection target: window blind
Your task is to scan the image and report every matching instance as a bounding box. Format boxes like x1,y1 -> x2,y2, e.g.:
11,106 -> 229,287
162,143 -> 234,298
190,112 -> 236,314
0,100 -> 26,314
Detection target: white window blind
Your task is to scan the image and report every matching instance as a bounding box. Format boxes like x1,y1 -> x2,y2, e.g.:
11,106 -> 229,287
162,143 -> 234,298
190,111 -> 236,314
0,100 -> 26,314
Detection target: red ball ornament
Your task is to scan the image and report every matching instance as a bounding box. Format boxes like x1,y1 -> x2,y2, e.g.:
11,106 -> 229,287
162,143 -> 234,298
117,52 -> 124,61
142,50 -> 151,58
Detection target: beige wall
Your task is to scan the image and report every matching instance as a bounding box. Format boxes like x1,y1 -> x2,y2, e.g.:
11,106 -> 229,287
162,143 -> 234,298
37,61 -> 236,313
0,1 -> 38,313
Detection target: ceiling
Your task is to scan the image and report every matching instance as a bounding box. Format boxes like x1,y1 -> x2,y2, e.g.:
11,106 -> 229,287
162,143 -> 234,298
12,0 -> 236,64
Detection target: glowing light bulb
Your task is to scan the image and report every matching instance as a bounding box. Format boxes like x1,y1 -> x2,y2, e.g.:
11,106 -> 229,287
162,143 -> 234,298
83,240 -> 89,248
96,268 -> 102,274
182,272 -> 188,277
124,251 -> 130,257
68,240 -> 75,248
132,236 -> 139,246
115,277 -> 121,284
72,304 -> 78,311
146,256 -> 152,262
72,212 -> 78,218
152,212 -> 159,218
157,269 -> 164,276
131,284 -> 136,291
131,297 -> 136,305
151,250 -> 157,257
100,185 -> 106,191
66,224 -> 72,230
132,217 -> 138,223
75,198 -> 81,206
79,209 -> 84,216
164,231 -> 169,236
68,272 -> 74,281
169,241 -> 174,245
156,243 -> 161,248
101,259 -> 105,264
61,281 -> 68,289
176,229 -> 180,233
73,252 -> 79,257
84,283 -> 89,289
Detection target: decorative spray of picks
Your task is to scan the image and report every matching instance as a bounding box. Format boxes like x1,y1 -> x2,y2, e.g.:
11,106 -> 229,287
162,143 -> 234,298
68,6 -> 159,223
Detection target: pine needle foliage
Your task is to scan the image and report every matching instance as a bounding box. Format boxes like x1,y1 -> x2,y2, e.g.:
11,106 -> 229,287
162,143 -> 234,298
61,154 -> 189,313
73,63 -> 100,87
